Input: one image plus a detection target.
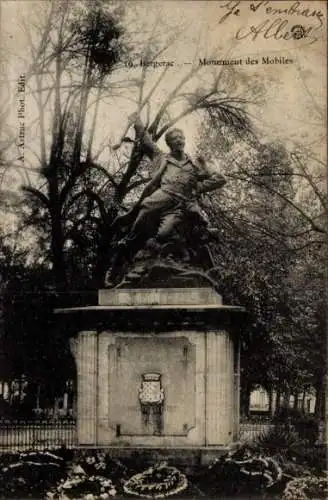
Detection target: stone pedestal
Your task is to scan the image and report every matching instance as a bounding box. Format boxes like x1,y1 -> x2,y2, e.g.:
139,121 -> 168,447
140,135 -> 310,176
56,287 -> 244,459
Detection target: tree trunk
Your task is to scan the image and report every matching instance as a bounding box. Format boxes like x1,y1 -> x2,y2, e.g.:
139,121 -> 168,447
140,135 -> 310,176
240,384 -> 251,418
8,379 -> 13,405
73,51 -> 92,167
49,182 -> 67,290
91,147 -> 145,288
18,375 -> 23,404
275,387 -> 281,415
301,390 -> 306,412
268,386 -> 274,416
91,214 -> 118,289
116,145 -> 144,204
46,41 -> 67,291
315,376 -> 325,420
282,389 -> 291,409
314,374 -> 327,443
86,86 -> 102,162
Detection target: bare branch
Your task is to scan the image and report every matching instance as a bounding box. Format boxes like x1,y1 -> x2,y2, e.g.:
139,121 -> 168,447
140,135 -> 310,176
226,172 -> 327,235
291,153 -> 327,210
22,186 -> 51,210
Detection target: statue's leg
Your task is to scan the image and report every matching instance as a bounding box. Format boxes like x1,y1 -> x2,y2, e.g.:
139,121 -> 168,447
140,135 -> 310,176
157,207 -> 194,261
156,213 -> 181,242
156,210 -> 183,243
118,190 -> 177,257
127,206 -> 157,244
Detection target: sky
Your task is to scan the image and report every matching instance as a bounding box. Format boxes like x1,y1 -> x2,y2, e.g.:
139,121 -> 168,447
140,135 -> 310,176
0,0 -> 326,196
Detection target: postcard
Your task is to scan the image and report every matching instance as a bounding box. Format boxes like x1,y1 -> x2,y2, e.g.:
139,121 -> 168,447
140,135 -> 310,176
0,0 -> 326,498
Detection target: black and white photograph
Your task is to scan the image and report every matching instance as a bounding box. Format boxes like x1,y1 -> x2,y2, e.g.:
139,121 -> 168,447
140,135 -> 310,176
0,0 -> 326,498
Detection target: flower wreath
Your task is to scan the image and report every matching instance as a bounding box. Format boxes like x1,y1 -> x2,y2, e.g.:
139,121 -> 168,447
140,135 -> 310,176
46,466 -> 116,500
123,462 -> 188,498
225,455 -> 283,488
282,475 -> 328,500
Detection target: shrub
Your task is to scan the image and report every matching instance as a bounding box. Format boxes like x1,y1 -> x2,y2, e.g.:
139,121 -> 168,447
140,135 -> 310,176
287,444 -> 327,472
273,409 -> 319,444
195,447 -> 284,497
252,424 -> 301,452
273,407 -> 304,423
293,416 -> 319,444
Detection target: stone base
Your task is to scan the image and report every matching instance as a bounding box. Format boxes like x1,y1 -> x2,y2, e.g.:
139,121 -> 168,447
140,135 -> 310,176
57,288 -> 243,451
98,287 -> 222,306
71,445 -> 233,470
70,328 -> 239,447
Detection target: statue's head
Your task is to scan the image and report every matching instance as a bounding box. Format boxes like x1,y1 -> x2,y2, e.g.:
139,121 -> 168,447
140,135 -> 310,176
165,128 -> 185,153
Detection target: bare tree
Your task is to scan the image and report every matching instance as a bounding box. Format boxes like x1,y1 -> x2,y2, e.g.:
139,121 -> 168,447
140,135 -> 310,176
18,1 -> 126,289
8,1 -> 253,289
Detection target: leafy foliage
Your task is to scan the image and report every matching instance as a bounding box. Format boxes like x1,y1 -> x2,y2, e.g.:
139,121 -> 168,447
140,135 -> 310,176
196,119 -> 326,413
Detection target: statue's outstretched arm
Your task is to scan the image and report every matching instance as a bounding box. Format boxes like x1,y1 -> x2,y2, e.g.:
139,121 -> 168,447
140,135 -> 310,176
196,158 -> 226,194
133,116 -> 162,160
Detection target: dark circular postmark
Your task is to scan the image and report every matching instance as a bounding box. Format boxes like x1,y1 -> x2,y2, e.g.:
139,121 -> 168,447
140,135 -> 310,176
291,25 -> 305,40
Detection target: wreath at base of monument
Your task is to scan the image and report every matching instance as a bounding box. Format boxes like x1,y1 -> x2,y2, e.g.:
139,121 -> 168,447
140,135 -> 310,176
123,462 -> 188,498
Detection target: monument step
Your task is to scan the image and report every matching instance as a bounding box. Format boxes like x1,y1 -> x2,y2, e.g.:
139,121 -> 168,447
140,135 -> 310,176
98,287 -> 222,307
72,445 -> 232,468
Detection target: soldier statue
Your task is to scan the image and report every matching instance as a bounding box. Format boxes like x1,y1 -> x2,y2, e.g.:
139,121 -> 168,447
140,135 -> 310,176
108,115 -> 226,286
117,115 -> 225,247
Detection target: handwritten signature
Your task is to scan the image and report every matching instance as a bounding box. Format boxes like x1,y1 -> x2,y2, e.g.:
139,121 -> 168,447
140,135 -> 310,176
236,18 -> 318,44
219,1 -> 324,44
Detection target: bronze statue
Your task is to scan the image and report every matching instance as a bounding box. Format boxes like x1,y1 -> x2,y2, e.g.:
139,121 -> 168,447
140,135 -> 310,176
118,115 -> 225,246
107,115 -> 226,286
